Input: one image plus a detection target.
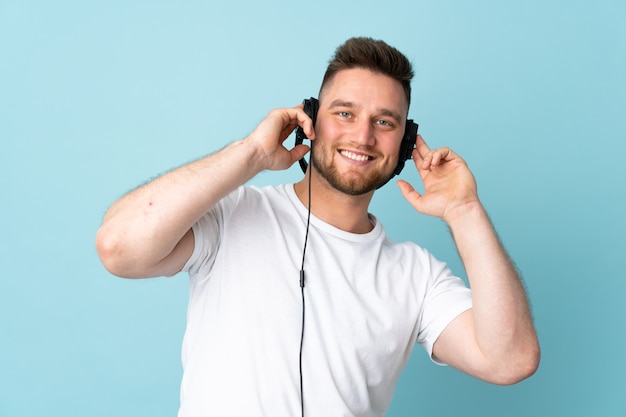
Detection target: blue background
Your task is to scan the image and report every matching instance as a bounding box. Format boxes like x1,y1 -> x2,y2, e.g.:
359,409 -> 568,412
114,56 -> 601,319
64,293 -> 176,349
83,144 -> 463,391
1,0 -> 625,416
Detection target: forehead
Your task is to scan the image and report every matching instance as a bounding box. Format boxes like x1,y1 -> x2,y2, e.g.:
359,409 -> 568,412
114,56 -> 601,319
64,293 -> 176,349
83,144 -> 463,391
319,68 -> 408,115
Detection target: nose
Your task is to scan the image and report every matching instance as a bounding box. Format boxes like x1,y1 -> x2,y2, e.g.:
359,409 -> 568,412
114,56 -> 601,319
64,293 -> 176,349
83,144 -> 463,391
351,119 -> 375,146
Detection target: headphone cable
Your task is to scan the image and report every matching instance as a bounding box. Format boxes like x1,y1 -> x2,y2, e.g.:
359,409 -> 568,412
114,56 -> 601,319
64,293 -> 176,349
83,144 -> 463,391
298,149 -> 312,417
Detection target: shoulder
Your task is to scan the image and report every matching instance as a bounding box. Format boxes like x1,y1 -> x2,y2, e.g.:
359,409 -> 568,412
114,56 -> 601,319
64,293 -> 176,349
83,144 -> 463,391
212,184 -> 288,210
379,230 -> 433,262
231,183 -> 291,202
207,184 -> 300,228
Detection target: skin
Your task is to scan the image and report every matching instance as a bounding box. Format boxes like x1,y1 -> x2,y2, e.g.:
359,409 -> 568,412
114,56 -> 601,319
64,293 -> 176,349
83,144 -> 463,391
294,68 -> 408,233
400,138 -> 540,384
308,70 -> 407,196
96,67 -> 540,385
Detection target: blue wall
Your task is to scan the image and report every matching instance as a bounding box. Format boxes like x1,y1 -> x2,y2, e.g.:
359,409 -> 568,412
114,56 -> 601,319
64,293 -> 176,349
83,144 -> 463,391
1,1 -> 624,416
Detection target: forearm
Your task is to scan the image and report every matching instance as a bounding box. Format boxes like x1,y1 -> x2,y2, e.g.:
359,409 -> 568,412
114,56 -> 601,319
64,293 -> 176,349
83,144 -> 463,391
96,139 -> 265,277
446,202 -> 539,367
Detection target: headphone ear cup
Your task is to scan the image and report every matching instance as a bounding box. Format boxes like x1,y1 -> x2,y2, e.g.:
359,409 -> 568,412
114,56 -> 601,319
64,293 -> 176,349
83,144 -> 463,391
296,97 -> 319,173
303,97 -> 319,125
393,120 -> 418,176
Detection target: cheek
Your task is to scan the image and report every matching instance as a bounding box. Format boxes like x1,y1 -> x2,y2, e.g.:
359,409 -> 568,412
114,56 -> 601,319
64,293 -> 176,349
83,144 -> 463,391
315,119 -> 341,141
312,122 -> 342,155
389,141 -> 402,159
379,133 -> 403,159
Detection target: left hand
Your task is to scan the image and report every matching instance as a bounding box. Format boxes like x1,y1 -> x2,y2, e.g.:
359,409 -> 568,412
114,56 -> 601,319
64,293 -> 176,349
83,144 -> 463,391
397,134 -> 479,221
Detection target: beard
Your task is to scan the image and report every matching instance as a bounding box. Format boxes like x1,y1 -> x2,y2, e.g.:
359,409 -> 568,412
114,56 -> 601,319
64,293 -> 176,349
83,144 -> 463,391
309,141 -> 396,195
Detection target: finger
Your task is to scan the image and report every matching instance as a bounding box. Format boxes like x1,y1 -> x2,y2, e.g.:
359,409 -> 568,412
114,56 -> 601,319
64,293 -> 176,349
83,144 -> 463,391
397,179 -> 416,197
411,147 -> 424,166
410,148 -> 433,178
430,149 -> 444,166
290,143 -> 310,162
292,104 -> 315,140
430,147 -> 456,167
396,180 -> 423,209
415,134 -> 430,157
275,106 -> 315,142
419,146 -> 453,170
414,135 -> 437,170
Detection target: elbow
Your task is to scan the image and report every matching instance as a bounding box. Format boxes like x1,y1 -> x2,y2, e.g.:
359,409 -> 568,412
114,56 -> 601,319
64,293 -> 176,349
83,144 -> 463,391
490,341 -> 541,386
95,226 -> 137,278
496,356 -> 540,386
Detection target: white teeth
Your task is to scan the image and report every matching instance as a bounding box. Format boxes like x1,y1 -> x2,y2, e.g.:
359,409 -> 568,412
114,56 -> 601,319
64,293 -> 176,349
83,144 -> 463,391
340,150 -> 371,162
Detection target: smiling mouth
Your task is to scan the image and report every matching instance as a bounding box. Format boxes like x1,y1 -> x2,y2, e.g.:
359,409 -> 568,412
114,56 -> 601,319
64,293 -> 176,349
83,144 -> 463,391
339,149 -> 373,162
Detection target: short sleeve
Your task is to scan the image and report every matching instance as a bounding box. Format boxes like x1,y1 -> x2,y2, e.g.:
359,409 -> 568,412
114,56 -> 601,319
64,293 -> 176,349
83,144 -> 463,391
182,187 -> 244,280
416,253 -> 472,365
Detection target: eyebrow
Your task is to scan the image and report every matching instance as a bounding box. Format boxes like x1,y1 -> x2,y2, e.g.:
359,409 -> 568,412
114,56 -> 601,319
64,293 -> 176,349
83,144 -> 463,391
328,100 -> 404,125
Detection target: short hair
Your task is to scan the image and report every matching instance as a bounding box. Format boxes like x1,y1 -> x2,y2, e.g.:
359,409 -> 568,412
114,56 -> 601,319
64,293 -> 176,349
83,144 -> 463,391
319,37 -> 414,109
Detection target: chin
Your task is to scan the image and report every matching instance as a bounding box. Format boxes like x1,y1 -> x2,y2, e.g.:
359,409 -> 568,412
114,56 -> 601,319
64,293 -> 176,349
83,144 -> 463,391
327,169 -> 394,195
311,148 -> 395,195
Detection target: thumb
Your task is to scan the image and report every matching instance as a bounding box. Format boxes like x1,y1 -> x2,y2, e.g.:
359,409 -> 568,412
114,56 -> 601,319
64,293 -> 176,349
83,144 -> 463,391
291,144 -> 311,163
397,180 -> 423,210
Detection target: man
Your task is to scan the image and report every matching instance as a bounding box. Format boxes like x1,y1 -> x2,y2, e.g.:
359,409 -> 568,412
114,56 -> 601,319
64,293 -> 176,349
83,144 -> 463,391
96,37 -> 539,416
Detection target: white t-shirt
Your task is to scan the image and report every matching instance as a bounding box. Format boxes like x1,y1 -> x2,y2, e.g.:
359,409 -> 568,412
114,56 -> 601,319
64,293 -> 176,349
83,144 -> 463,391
179,184 -> 472,417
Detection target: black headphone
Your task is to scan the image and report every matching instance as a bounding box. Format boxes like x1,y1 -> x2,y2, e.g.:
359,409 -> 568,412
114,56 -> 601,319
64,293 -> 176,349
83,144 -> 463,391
294,97 -> 418,182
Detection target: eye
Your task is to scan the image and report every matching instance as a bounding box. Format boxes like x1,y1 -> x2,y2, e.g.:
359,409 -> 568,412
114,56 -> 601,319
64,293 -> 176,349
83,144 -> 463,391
375,119 -> 394,128
337,111 -> 351,118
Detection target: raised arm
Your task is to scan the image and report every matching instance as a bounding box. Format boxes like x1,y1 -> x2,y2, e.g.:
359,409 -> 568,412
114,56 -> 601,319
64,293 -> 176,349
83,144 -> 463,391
397,135 -> 540,385
96,105 -> 313,278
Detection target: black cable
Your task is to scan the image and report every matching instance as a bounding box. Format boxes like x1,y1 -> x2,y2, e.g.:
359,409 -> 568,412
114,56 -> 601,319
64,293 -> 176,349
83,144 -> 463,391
298,278 -> 306,417
298,150 -> 313,417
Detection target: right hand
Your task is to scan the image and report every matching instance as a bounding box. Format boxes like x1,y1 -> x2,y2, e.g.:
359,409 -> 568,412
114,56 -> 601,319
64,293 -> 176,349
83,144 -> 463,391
246,104 -> 315,171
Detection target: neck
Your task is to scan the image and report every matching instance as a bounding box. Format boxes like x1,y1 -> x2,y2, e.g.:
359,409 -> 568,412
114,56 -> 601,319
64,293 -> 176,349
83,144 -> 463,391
294,170 -> 375,234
